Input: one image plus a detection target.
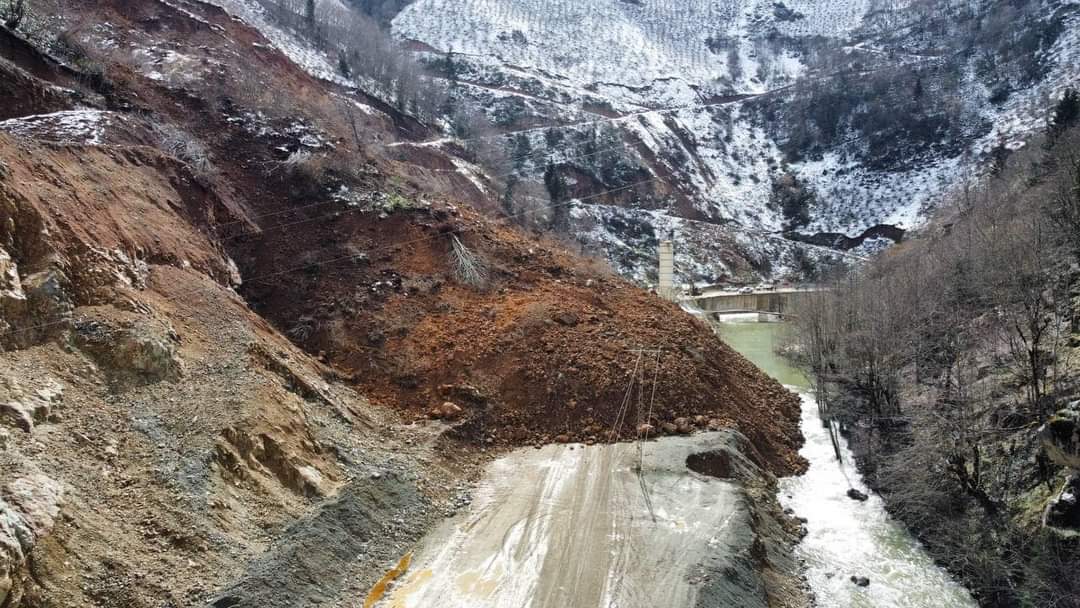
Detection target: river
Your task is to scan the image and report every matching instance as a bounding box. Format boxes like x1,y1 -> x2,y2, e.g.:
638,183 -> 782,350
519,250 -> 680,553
716,316 -> 977,608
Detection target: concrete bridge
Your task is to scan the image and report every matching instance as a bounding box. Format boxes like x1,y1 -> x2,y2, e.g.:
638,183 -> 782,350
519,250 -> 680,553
682,287 -> 819,318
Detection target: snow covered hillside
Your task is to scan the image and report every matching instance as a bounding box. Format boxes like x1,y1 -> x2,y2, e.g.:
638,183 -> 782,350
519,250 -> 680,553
392,0 -> 1080,284
395,0 -> 869,102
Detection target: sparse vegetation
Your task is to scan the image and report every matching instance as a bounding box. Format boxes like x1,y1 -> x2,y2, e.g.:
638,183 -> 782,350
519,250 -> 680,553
269,149 -> 315,176
449,234 -> 489,288
771,172 -> 815,230
255,0 -> 443,120
759,0 -> 1067,170
1,0 -> 27,30
792,116 -> 1080,607
154,123 -> 215,180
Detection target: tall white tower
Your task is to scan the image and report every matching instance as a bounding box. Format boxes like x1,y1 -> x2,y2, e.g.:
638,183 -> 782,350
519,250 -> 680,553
658,239 -> 675,300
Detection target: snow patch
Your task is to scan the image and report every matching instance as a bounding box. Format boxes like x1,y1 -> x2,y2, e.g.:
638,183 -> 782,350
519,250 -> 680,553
0,110 -> 113,146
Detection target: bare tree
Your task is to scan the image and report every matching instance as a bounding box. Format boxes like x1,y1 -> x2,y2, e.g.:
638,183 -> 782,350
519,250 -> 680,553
449,235 -> 488,289
1,0 -> 26,31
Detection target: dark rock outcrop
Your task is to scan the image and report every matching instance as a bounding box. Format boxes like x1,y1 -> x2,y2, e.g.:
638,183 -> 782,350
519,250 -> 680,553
0,473 -> 64,607
847,488 -> 869,502
1044,474 -> 1080,532
1040,402 -> 1080,470
1039,402 -> 1080,535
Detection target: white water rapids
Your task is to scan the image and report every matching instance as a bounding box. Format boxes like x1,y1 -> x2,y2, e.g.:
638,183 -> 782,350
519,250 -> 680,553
719,318 -> 977,608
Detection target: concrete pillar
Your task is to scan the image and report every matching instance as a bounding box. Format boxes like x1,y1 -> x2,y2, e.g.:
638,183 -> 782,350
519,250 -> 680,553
658,240 -> 675,300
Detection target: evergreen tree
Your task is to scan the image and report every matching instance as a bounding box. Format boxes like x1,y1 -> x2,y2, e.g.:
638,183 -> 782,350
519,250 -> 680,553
337,52 -> 351,78
544,128 -> 563,150
501,174 -> 518,217
443,48 -> 458,82
511,134 -> 531,173
305,0 -> 316,34
989,140 -> 1010,176
544,163 -> 569,232
1049,88 -> 1079,140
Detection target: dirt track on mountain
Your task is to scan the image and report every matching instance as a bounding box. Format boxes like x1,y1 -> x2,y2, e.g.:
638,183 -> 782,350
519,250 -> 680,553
379,432 -> 783,608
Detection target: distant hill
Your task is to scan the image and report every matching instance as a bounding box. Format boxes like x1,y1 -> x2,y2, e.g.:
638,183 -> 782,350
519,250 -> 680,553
391,0 -> 1080,284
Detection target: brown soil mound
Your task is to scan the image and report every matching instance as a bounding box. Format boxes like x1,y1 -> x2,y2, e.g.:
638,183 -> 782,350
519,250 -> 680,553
2,0 -> 805,480
241,205 -> 806,475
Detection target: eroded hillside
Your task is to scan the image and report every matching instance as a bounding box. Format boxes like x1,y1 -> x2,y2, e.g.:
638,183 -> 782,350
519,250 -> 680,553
0,1 -> 806,606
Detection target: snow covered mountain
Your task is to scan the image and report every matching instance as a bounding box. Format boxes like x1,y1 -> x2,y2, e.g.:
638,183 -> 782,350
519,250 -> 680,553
389,0 -> 1080,284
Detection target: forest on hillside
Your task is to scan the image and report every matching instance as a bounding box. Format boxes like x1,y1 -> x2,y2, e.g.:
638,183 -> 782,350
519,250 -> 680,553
793,91 -> 1080,607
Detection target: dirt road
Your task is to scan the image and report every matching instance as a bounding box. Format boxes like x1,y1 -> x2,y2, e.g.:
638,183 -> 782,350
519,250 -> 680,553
378,432 -> 774,608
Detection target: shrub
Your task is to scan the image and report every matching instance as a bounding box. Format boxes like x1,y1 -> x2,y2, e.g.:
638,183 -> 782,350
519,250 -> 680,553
154,123 -> 215,180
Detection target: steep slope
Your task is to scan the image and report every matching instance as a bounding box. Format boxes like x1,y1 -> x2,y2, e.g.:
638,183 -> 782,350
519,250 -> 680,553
0,131 -> 447,608
0,1 -> 807,606
390,0 -> 1080,284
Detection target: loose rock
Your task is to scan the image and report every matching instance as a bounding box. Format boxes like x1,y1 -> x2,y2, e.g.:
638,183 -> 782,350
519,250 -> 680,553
429,402 -> 463,420
847,488 -> 869,502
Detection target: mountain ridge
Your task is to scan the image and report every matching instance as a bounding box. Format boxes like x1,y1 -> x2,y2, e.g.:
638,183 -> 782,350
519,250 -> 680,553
389,0 -> 1080,284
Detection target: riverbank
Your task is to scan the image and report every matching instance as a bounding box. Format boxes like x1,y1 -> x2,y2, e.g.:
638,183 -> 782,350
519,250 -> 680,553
715,319 -> 977,608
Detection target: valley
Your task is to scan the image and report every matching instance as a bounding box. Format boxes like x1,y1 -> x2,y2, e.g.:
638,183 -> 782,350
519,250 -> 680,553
0,0 -> 1078,606
391,0 -> 1080,284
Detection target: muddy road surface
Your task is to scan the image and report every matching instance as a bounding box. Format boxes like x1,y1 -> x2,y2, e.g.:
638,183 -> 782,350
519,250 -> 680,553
377,432 -> 779,608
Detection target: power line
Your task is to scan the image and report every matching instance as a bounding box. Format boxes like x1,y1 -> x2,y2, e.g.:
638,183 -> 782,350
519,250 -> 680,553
0,176 -> 661,338
382,86 -> 786,149
203,140 -> 640,250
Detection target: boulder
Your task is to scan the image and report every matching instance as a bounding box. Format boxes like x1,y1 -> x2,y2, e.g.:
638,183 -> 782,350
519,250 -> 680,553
674,417 -> 693,434
0,256 -> 73,349
73,319 -> 183,385
635,423 -> 655,437
552,311 -> 579,326
0,378 -> 63,433
438,383 -> 487,405
429,401 -> 463,420
850,576 -> 870,587
1044,474 -> 1080,533
0,247 -> 24,314
847,488 -> 869,502
1039,402 -> 1080,470
660,422 -> 678,435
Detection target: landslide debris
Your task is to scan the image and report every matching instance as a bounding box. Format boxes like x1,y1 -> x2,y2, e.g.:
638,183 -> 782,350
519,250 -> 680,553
263,208 -> 808,475
0,1 -> 806,606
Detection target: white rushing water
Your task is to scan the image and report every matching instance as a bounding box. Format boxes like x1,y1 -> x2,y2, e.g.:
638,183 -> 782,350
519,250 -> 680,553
718,319 -> 977,608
